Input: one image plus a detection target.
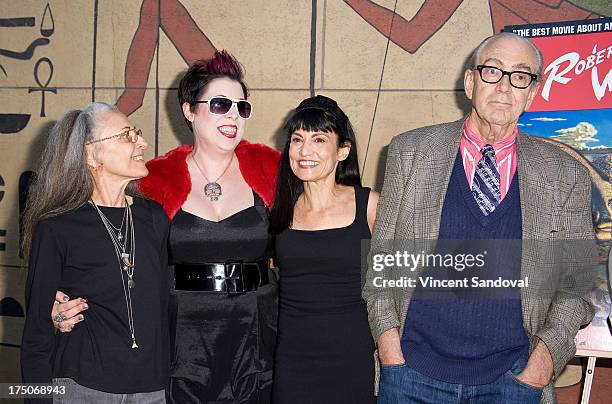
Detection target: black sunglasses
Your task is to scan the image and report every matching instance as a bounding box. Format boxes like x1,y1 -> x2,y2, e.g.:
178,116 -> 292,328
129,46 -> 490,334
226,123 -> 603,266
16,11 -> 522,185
194,96 -> 252,119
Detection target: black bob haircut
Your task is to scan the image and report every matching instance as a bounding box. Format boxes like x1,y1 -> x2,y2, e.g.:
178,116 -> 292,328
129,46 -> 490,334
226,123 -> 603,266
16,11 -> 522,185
269,95 -> 361,234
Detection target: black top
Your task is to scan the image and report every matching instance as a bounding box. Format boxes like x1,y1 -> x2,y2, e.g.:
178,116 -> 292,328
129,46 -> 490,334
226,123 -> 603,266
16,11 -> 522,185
21,198 -> 170,395
273,186 -> 375,404
276,187 -> 372,314
166,191 -> 277,403
170,191 -> 272,263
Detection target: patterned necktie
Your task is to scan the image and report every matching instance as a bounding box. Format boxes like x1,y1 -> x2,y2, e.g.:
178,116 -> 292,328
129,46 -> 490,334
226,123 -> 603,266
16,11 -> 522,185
471,144 -> 501,216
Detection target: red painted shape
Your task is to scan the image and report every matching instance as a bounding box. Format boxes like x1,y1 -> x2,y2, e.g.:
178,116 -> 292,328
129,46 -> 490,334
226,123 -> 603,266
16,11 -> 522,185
489,0 -> 599,33
345,0 -> 601,52
115,0 -> 217,116
344,0 -> 463,54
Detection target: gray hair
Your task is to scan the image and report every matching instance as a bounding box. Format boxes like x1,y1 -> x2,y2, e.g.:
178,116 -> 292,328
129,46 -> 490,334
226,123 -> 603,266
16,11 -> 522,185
22,101 -> 136,260
469,32 -> 544,81
77,101 -> 117,143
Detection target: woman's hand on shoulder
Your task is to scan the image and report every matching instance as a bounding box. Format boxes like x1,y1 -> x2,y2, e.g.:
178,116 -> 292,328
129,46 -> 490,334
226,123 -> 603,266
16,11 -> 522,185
367,190 -> 380,233
51,291 -> 87,332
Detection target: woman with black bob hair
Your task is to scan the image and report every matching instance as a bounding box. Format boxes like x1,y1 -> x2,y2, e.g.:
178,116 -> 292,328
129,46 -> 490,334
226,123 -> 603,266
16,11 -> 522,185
270,95 -> 361,233
270,95 -> 378,403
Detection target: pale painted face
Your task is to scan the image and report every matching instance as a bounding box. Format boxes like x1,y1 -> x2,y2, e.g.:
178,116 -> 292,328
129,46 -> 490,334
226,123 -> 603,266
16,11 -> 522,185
288,128 -> 350,183
87,110 -> 148,181
464,36 -> 540,129
183,77 -> 247,152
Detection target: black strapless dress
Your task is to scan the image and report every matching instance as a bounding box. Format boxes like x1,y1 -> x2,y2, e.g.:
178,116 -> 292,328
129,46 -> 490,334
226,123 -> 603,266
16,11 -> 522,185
273,186 -> 375,404
168,192 -> 277,404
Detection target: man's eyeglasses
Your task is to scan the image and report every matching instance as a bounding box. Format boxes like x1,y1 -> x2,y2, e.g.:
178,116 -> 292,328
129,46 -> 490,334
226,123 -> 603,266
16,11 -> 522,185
194,96 -> 252,119
475,65 -> 538,89
86,127 -> 143,145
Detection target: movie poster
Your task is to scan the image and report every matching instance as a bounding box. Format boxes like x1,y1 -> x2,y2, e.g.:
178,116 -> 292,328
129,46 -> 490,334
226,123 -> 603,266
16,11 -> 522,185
508,18 -> 612,354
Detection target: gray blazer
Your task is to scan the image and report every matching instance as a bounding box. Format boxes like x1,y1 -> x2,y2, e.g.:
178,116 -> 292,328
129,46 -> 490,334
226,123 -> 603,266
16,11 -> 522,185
364,118 -> 596,404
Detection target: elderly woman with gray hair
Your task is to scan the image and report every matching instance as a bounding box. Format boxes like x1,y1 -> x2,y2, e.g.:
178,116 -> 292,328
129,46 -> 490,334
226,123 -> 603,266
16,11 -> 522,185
20,102 -> 170,403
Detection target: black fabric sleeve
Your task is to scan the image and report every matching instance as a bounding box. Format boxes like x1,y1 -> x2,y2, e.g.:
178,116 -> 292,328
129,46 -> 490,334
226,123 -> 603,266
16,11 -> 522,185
148,200 -> 172,373
21,220 -> 64,385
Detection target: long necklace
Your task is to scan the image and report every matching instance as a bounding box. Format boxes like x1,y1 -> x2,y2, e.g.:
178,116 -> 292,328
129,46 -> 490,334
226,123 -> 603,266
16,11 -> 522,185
190,152 -> 234,202
90,198 -> 138,349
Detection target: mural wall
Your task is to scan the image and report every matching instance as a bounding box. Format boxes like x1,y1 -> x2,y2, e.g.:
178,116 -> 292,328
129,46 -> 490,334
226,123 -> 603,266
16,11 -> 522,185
1,0 -> 609,383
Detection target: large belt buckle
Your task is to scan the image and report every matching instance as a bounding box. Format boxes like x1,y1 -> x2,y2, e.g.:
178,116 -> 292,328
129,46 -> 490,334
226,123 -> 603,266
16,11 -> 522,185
211,264 -> 226,291
224,261 -> 246,296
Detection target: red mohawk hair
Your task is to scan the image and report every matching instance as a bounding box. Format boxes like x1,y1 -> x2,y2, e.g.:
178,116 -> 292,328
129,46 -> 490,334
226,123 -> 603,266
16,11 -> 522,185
207,49 -> 244,79
178,49 -> 249,129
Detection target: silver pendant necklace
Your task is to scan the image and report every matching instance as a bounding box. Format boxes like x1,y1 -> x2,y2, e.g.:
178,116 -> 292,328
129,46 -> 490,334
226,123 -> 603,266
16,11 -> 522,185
90,198 -> 138,349
190,152 -> 234,202
104,203 -> 128,242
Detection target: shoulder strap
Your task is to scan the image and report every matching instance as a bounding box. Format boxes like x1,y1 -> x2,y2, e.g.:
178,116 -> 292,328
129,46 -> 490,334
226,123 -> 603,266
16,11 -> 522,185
252,189 -> 270,225
353,186 -> 371,233
253,190 -> 265,207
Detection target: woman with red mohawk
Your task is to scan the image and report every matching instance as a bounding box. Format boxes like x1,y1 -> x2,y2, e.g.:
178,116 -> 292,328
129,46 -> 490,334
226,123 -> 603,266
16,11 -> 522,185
141,49 -> 279,403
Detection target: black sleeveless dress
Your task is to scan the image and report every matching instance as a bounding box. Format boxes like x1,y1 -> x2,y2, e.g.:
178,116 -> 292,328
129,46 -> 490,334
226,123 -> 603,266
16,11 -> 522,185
272,186 -> 375,404
168,192 -> 277,403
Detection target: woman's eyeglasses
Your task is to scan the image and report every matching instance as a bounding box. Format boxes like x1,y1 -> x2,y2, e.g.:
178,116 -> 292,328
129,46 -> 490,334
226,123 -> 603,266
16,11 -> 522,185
194,96 -> 252,119
86,127 -> 143,145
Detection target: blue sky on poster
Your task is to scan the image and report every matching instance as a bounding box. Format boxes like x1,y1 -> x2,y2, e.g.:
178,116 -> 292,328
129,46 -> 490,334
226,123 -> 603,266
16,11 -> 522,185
519,109 -> 612,151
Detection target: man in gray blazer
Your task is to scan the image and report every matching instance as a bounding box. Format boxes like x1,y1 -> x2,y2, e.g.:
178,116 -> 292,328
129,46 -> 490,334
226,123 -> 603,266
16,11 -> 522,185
365,32 -> 596,404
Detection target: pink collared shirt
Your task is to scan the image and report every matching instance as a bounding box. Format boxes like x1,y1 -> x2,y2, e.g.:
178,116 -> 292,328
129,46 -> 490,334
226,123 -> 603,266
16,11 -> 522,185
459,117 -> 517,200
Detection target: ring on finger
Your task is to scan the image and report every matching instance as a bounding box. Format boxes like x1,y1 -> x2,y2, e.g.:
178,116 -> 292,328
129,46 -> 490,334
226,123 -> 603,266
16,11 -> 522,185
53,313 -> 67,323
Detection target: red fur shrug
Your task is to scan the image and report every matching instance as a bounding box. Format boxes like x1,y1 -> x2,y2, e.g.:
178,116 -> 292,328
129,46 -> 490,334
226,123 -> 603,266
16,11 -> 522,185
138,140 -> 280,219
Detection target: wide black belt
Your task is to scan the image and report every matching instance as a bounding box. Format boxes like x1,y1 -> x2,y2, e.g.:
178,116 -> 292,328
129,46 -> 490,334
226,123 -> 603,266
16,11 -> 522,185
174,259 -> 269,295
